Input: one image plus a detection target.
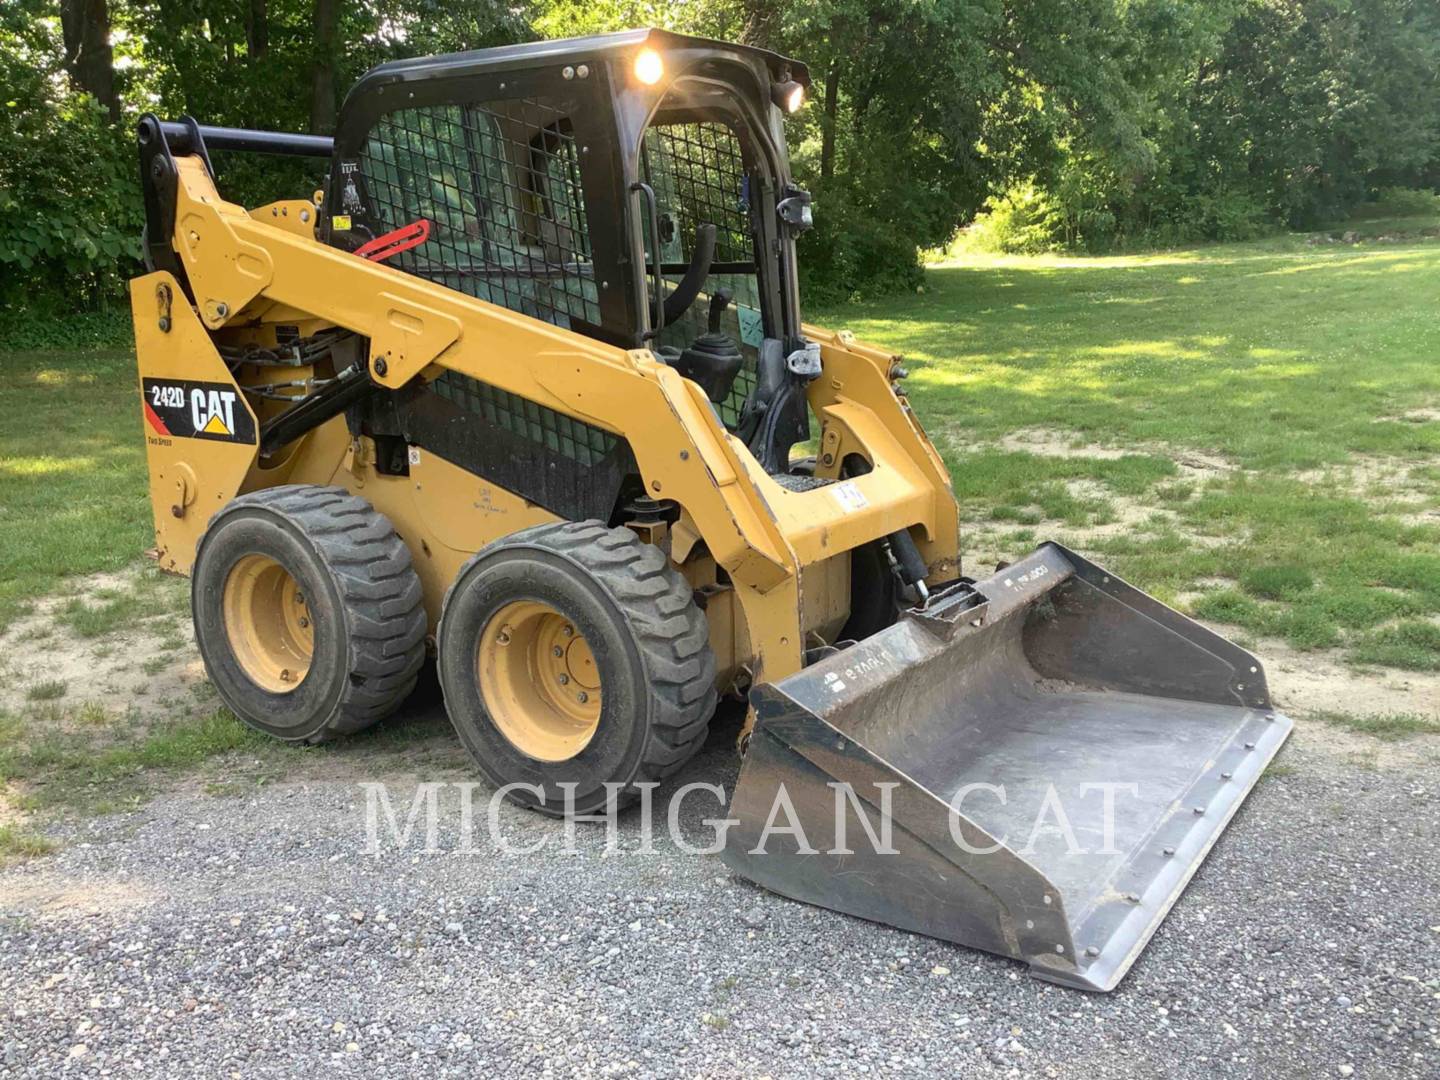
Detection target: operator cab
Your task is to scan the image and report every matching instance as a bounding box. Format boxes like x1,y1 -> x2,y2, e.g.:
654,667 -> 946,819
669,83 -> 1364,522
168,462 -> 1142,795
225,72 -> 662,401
324,29 -> 815,471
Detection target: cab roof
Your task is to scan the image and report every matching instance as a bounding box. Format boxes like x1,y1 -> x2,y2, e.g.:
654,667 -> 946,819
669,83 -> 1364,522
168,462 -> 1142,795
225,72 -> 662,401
353,28 -> 810,90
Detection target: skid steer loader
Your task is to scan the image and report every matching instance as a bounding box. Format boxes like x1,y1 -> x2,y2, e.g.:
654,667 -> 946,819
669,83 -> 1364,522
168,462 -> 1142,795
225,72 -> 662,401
131,29 -> 1290,990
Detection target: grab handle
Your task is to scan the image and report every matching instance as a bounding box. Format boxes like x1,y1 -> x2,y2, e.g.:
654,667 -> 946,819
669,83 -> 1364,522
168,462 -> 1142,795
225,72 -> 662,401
630,181 -> 666,338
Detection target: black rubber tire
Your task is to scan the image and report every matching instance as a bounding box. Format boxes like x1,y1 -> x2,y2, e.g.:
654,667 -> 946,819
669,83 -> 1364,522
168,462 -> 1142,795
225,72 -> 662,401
438,520 -> 717,815
192,484 -> 427,743
841,539 -> 901,642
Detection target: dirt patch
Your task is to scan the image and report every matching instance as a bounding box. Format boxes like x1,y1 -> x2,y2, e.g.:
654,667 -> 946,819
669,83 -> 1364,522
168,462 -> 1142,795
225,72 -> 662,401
994,428 -> 1140,459
962,478 -> 1232,574
1292,454 -> 1432,504
960,528 -> 1031,579
945,426 -> 1248,568
1070,483 -> 1172,538
0,563 -> 202,720
1260,634 -> 1440,716
1283,712 -> 1439,772
1194,623 -> 1440,767
1396,508 -> 1440,527
992,427 -> 1237,480
1378,405 -> 1440,424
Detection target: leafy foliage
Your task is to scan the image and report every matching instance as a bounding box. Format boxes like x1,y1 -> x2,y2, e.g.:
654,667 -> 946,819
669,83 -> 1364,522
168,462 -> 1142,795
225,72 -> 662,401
0,0 -> 1437,312
963,0 -> 1440,255
0,8 -> 143,311
961,185 -> 1069,255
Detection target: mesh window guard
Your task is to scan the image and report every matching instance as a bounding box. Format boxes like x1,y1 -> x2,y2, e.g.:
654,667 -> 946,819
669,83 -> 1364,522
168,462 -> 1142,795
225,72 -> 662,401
642,121 -> 761,429
359,99 -> 600,330
643,122 -> 753,265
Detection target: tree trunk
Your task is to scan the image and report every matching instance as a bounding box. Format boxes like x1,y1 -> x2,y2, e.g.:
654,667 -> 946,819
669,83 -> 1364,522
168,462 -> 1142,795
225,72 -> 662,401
245,0 -> 269,60
739,0 -> 780,49
59,0 -> 121,123
820,57 -> 841,182
309,0 -> 340,134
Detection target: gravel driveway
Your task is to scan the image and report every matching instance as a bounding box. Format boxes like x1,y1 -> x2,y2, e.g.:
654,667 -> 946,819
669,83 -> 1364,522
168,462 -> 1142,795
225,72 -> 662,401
2,699 -> 1436,1079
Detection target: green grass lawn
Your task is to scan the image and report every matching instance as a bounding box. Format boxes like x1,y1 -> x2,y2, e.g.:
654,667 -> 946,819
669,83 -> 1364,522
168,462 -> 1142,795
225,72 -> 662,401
0,349 -> 151,625
815,228 -> 1440,666
3,230 -> 1440,661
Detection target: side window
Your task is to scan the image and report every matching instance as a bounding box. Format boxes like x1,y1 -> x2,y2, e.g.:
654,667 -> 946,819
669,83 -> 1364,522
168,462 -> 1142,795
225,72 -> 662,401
641,121 -> 761,428
358,99 -> 601,331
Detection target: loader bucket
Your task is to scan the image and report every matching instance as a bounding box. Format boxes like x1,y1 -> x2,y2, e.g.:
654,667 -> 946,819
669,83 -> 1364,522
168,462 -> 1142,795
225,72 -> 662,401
722,543 -> 1291,991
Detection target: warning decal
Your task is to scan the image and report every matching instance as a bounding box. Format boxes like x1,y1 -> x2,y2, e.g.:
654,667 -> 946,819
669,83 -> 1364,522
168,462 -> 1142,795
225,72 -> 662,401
141,378 -> 256,444
830,480 -> 869,513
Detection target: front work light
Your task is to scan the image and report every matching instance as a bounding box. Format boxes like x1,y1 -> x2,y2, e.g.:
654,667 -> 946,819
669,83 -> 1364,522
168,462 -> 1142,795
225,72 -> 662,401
771,80 -> 806,113
634,48 -> 664,85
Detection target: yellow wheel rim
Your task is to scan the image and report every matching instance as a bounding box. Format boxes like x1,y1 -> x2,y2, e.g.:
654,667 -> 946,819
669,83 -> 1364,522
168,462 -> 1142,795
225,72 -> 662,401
222,554 -> 314,693
477,600 -> 603,762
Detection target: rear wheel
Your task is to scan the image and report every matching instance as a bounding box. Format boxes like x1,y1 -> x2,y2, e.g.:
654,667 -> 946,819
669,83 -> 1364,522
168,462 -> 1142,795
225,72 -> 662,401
438,521 -> 716,815
192,485 -> 427,742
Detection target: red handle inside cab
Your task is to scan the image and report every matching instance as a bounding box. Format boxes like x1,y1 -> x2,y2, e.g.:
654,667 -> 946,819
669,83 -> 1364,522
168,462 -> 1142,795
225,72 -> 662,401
354,219 -> 431,262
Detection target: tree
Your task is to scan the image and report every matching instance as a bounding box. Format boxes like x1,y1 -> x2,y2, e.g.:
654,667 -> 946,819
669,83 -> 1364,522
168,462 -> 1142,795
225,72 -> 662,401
309,0 -> 340,134
246,0 -> 269,61
4,0 -> 1440,316
0,4 -> 141,310
59,0 -> 120,121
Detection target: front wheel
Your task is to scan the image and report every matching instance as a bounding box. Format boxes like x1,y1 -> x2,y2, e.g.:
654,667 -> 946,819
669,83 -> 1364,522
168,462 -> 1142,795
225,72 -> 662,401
437,521 -> 716,815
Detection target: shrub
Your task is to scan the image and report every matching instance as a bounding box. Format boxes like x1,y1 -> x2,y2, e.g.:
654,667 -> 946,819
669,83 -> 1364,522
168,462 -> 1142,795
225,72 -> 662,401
799,189 -> 925,305
1371,187 -> 1440,217
0,23 -> 144,311
0,307 -> 132,351
962,184 -> 1067,255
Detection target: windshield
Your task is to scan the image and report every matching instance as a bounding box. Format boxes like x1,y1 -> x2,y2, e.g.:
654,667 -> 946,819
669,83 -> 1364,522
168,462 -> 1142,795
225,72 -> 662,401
639,116 -> 764,427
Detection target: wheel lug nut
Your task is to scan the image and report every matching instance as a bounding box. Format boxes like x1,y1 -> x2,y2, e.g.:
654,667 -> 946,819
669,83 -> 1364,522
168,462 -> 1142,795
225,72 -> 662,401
298,617 -> 309,628
558,673 -> 570,685
562,625 -> 574,637
552,645 -> 564,657
497,631 -> 511,645
576,691 -> 588,704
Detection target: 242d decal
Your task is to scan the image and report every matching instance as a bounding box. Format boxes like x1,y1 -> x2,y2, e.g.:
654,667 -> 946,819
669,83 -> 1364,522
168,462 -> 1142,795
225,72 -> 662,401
142,378 -> 256,444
